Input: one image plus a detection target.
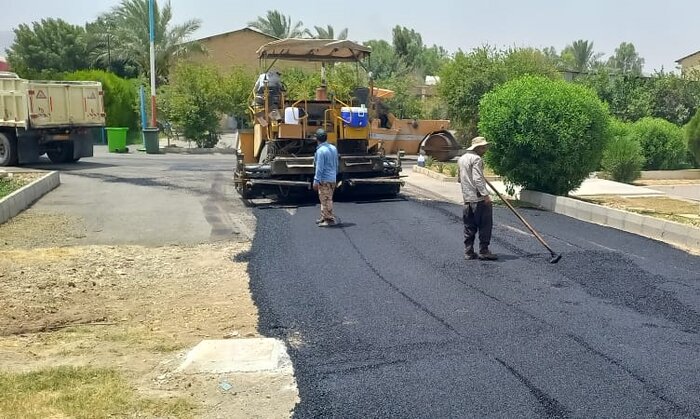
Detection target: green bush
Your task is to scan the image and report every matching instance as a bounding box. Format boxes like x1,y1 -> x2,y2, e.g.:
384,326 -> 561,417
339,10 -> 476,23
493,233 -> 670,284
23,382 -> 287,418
446,163 -> 458,177
64,70 -> 139,139
159,63 -> 227,148
479,75 -> 609,195
601,120 -> 644,183
425,156 -> 435,167
439,46 -> 559,138
630,117 -> 687,170
222,67 -> 255,128
686,108 -> 700,167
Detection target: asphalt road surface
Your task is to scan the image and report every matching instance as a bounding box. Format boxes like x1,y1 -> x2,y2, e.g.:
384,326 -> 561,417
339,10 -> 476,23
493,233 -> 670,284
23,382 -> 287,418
18,147 -> 253,246
248,193 -> 700,418
17,150 -> 700,417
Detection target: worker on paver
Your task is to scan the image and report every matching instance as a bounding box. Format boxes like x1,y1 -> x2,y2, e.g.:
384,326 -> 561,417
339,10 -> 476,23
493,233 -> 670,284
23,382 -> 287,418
313,128 -> 339,227
458,137 -> 498,260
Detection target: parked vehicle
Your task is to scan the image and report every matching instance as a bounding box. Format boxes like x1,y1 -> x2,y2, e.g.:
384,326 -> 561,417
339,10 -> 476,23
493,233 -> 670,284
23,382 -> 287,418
0,71 -> 105,166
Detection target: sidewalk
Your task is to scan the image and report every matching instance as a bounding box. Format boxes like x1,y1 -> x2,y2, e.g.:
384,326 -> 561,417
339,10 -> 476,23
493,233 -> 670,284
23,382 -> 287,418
404,167 -> 700,252
158,132 -> 238,153
403,167 -> 663,203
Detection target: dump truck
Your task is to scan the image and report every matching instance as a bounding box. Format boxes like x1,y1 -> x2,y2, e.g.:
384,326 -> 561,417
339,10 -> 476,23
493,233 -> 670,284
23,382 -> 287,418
0,71 -> 105,166
234,39 -> 404,199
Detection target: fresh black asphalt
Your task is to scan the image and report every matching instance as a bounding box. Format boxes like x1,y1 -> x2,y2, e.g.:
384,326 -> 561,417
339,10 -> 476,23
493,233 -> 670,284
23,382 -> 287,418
246,195 -> 700,418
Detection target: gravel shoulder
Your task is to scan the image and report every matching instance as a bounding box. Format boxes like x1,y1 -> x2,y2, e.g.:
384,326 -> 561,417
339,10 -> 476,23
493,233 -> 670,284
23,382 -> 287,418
0,162 -> 297,417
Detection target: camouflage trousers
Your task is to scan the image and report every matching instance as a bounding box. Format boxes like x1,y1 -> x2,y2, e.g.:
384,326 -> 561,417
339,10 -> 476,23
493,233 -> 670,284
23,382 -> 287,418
318,182 -> 336,222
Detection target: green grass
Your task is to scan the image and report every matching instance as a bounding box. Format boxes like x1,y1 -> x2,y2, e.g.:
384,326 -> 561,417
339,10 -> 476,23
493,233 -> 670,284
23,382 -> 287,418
0,178 -> 29,199
0,366 -> 196,418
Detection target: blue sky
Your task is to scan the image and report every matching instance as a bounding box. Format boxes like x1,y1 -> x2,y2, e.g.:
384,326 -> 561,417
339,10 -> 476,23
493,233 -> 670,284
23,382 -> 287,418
1,0 -> 698,73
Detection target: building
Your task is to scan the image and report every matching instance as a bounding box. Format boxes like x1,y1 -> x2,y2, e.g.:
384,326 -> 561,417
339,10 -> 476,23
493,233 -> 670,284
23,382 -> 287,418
0,56 -> 9,72
185,28 -> 317,74
676,51 -> 700,76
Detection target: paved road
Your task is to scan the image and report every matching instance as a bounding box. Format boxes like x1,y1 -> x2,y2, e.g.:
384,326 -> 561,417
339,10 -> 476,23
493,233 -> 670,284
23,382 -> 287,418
19,146 -> 253,246
248,192 -> 700,418
17,150 -> 700,417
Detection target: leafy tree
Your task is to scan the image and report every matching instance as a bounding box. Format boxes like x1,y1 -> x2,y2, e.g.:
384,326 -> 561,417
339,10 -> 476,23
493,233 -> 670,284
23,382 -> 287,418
159,63 -> 227,147
686,108 -> 700,167
438,46 -> 559,138
64,70 -> 139,134
380,74 -> 422,119
364,39 -> 408,81
221,67 -> 256,127
281,68 -> 321,100
304,25 -> 348,40
327,63 -> 364,102
502,47 -> 560,80
392,26 -> 424,70
575,69 -> 653,121
648,72 -> 700,126
91,0 -> 202,83
6,18 -> 88,79
541,46 -> 562,67
630,117 -> 688,170
562,39 -> 603,73
418,44 -> 450,77
84,17 -> 139,78
479,75 -> 610,195
601,119 -> 644,182
607,42 -> 644,75
247,10 -> 304,38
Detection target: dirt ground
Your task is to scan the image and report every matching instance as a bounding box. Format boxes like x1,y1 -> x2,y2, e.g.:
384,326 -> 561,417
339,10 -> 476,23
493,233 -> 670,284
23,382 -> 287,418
0,211 -> 298,418
635,179 -> 700,186
581,195 -> 700,227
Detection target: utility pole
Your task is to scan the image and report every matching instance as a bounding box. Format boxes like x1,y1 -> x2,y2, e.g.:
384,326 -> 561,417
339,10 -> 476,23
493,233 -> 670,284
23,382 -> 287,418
148,0 -> 157,128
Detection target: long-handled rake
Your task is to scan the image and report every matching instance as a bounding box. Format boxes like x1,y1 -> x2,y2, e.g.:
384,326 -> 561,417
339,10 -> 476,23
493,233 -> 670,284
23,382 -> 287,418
485,179 -> 562,264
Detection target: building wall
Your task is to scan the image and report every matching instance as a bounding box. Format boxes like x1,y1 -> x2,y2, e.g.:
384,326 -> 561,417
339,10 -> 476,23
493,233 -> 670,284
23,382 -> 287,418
679,53 -> 700,75
185,29 -> 318,75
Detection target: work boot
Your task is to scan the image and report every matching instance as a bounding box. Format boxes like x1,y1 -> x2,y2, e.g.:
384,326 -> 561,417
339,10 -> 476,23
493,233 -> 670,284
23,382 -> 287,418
318,219 -> 336,227
478,249 -> 498,261
464,251 -> 478,260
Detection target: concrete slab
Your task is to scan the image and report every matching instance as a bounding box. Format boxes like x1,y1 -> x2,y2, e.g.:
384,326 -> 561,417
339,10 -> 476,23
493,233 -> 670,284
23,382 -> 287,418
648,184 -> 700,202
571,178 -> 663,197
177,338 -> 292,374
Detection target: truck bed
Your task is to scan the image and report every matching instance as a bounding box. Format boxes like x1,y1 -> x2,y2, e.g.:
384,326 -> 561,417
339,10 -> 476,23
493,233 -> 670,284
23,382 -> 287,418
0,74 -> 105,129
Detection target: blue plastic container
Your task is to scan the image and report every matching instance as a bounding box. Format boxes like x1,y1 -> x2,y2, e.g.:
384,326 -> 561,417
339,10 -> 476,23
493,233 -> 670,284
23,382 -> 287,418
341,106 -> 368,128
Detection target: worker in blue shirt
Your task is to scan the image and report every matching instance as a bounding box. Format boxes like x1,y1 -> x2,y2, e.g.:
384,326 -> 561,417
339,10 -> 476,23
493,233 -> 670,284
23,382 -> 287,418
313,129 -> 338,227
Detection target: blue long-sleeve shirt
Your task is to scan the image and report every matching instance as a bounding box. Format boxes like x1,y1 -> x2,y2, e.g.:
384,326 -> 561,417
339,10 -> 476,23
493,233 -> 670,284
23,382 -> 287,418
314,142 -> 338,184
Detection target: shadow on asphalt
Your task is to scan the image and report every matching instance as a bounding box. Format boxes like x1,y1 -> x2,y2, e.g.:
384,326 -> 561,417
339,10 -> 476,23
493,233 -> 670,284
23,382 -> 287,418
242,193 -> 408,209
24,159 -> 118,171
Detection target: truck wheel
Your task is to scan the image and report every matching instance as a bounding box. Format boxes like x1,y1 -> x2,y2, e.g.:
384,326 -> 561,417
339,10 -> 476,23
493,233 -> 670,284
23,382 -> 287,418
47,142 -> 75,163
0,132 -> 18,166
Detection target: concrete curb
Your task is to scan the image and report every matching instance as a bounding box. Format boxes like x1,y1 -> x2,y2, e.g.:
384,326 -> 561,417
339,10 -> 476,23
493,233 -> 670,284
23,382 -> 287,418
412,165 -> 458,182
160,147 -> 236,155
640,169 -> 700,180
412,165 -> 501,182
0,171 -> 60,225
520,190 -> 700,251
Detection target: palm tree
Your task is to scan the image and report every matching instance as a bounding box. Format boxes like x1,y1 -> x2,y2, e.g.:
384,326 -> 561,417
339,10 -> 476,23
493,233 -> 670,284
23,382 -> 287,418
247,10 -> 304,39
304,25 -> 348,40
89,0 -> 202,82
562,39 -> 602,73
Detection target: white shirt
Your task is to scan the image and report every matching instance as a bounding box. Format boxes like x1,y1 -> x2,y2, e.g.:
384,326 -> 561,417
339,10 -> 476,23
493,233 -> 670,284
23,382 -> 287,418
457,151 -> 489,203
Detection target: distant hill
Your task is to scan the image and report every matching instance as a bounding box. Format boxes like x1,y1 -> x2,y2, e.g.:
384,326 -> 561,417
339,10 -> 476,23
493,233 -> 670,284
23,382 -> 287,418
0,31 -> 14,56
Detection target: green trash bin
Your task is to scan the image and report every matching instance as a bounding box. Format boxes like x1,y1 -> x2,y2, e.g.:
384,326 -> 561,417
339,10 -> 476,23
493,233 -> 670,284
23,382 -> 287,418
142,128 -> 160,154
106,127 -> 128,153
